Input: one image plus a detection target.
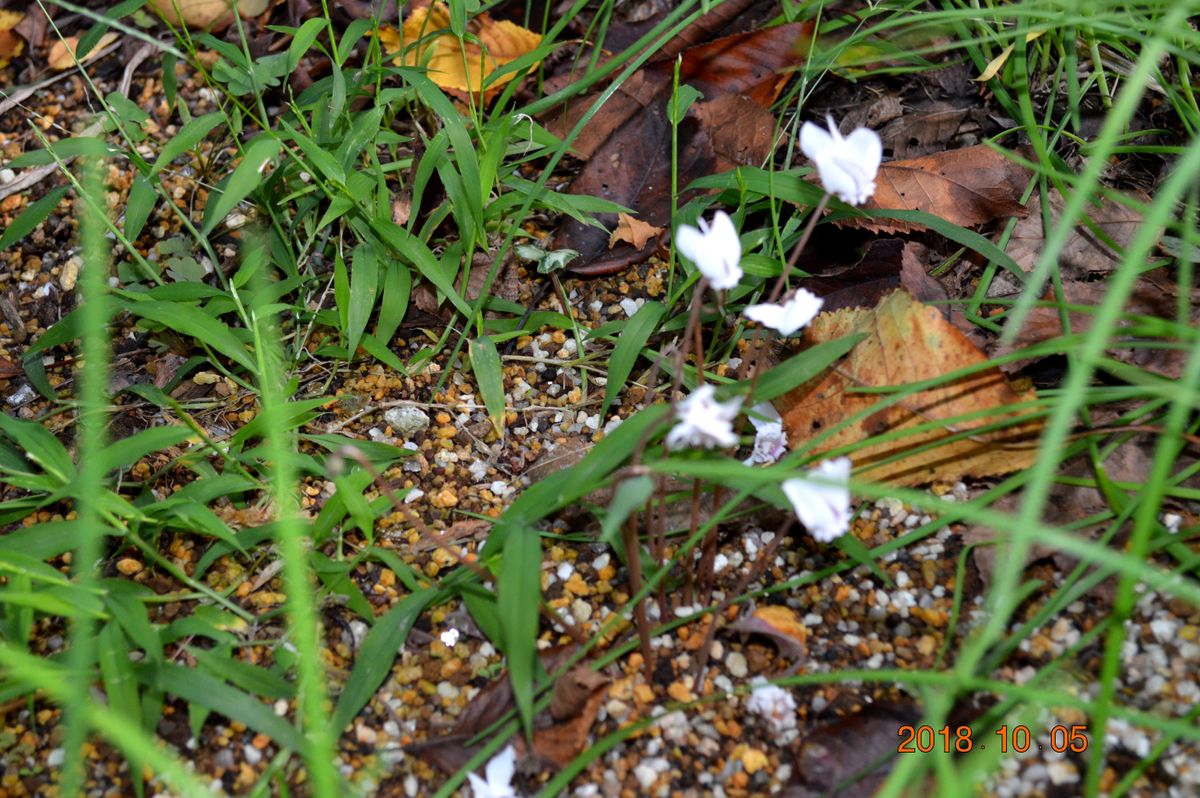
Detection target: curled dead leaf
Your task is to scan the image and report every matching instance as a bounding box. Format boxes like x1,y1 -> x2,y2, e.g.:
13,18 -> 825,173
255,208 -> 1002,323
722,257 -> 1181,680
47,32 -> 119,71
608,213 -> 663,250
778,289 -> 1042,486
729,605 -> 809,669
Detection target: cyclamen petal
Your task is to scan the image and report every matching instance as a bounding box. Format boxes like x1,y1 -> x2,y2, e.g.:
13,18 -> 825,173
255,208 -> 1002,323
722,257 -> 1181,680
467,745 -> 519,798
781,457 -> 853,543
743,289 -> 824,336
799,116 -> 882,206
744,403 -> 787,465
667,384 -> 743,450
675,210 -> 743,290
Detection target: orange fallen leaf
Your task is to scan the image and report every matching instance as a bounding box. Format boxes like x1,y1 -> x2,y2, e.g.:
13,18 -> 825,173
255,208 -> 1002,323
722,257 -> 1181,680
778,289 -> 1041,486
0,10 -> 26,70
852,144 -> 1029,233
729,605 -> 809,665
608,213 -> 663,250
47,32 -> 119,71
150,0 -> 268,32
389,3 -> 542,99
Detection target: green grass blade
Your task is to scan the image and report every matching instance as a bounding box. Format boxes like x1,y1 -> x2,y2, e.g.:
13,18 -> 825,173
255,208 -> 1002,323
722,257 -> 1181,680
201,136 -> 281,235
499,527 -> 542,734
470,336 -> 506,436
0,186 -> 70,250
601,301 -> 667,421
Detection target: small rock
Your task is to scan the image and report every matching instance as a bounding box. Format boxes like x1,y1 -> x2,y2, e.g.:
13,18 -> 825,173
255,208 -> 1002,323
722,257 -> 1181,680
59,257 -> 80,291
116,558 -> 143,576
384,406 -> 431,438
726,651 -> 748,678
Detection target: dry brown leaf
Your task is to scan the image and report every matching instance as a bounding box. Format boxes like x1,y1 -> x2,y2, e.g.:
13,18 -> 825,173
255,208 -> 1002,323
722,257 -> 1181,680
392,3 -> 542,98
778,289 -> 1041,486
1005,188 -> 1151,279
150,0 -> 268,31
0,10 -> 27,69
991,272 -> 1198,378
608,212 -> 663,250
854,144 -> 1029,233
878,102 -> 971,159
47,32 -> 119,71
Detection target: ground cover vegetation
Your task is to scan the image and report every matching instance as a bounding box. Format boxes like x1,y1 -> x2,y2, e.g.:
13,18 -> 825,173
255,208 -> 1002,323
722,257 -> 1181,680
0,0 -> 1197,795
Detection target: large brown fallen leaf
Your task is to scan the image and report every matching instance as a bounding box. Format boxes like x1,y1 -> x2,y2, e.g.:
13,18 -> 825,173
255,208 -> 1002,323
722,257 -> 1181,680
1003,188 -> 1152,279
551,23 -> 810,275
777,289 -> 1041,486
990,271 -> 1198,379
150,0 -> 268,31
47,32 -> 119,71
391,3 -> 542,99
851,144 -> 1029,233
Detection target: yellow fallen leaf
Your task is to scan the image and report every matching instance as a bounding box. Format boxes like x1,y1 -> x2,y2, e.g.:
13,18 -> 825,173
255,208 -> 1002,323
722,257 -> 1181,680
395,3 -> 542,97
47,32 -> 120,71
976,30 -> 1044,82
150,0 -> 268,32
0,10 -> 26,70
778,289 -> 1041,486
608,212 -> 663,250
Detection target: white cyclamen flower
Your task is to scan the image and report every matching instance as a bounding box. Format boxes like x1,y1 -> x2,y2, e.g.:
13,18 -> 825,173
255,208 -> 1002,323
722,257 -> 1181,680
800,115 -> 883,206
666,384 -> 743,450
743,289 -> 824,336
782,457 -> 853,543
743,403 -> 787,466
468,745 -> 520,798
674,210 -> 743,290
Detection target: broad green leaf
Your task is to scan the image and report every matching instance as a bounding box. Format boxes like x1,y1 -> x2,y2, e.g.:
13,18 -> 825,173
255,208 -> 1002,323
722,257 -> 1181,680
668,84 -> 703,124
123,300 -> 257,372
747,334 -> 866,402
0,186 -> 70,251
0,521 -> 98,560
123,173 -> 158,242
346,243 -> 379,357
280,119 -> 346,184
202,136 -> 281,235
311,551 -> 375,622
0,414 -> 76,484
7,137 -> 116,168
598,475 -> 656,548
190,648 -> 294,700
287,17 -> 327,72
332,468 -> 376,541
0,549 -> 74,586
103,580 -> 164,664
152,113 -> 224,174
369,219 -> 472,316
97,623 -> 143,748
98,424 -> 192,475
133,661 -> 304,751
499,528 -> 541,733
469,336 -> 505,436
601,301 -> 666,420
331,587 -> 441,733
